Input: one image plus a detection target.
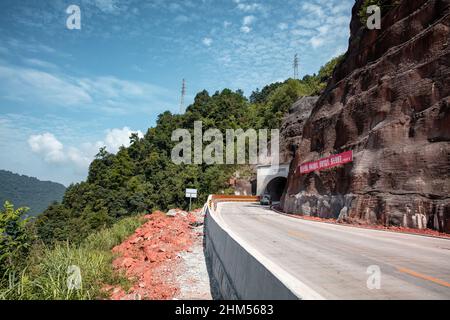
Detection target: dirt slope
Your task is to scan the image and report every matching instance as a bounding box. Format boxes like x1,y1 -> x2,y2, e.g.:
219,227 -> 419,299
106,209 -> 211,300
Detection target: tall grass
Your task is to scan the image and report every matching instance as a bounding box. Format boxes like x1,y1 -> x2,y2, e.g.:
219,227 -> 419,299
0,215 -> 145,300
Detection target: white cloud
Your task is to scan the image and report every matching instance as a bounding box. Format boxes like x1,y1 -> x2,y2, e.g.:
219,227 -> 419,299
241,15 -> 256,33
202,37 -> 213,47
240,26 -> 251,33
243,15 -> 255,26
233,0 -> 265,13
22,58 -> 58,70
0,65 -> 92,106
78,76 -> 145,98
310,36 -> 325,48
195,0 -> 352,97
78,75 -> 172,114
7,38 -> 56,54
104,127 -> 144,153
291,29 -> 314,37
0,62 -> 174,114
0,46 -> 9,55
292,1 -> 351,51
317,25 -> 330,34
168,3 -> 182,12
28,133 -> 65,163
296,18 -> 321,28
332,45 -> 348,59
93,0 -> 121,14
278,23 -> 288,30
66,146 -> 93,171
237,3 -> 262,12
301,2 -> 325,19
174,15 -> 190,23
28,128 -> 144,171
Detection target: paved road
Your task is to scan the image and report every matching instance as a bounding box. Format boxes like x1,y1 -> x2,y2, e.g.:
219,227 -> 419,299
217,202 -> 450,300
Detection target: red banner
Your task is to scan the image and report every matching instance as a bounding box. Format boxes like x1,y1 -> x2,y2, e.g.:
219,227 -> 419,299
298,151 -> 353,175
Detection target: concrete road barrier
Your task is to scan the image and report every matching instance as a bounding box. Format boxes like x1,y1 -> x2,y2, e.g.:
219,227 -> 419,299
203,196 -> 300,300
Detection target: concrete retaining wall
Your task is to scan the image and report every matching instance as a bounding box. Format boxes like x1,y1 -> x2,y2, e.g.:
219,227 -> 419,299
203,203 -> 299,300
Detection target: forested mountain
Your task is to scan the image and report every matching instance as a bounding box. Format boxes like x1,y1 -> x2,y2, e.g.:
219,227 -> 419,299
0,170 -> 66,217
35,56 -> 342,245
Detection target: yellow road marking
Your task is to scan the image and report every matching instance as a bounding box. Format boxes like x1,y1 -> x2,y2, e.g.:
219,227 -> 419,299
287,230 -> 309,240
397,267 -> 450,288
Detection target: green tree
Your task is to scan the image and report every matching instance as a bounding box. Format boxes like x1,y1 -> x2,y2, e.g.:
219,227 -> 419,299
0,201 -> 33,275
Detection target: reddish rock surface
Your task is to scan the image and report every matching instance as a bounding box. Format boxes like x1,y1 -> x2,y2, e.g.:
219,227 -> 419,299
107,210 -> 198,300
279,96 -> 319,164
282,0 -> 450,233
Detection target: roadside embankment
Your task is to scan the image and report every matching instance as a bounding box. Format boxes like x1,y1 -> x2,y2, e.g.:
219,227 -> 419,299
107,209 -> 212,300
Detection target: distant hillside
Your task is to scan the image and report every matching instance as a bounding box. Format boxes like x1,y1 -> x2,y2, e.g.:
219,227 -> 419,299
0,170 -> 66,217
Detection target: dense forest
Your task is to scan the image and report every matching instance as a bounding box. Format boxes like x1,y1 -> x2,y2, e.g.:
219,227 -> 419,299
33,55 -> 343,245
0,170 -> 66,217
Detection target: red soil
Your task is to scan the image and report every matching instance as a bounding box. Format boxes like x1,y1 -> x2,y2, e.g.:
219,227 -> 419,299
106,210 -> 200,300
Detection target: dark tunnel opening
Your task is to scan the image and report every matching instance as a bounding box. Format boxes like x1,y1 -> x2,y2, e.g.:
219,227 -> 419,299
265,177 -> 287,202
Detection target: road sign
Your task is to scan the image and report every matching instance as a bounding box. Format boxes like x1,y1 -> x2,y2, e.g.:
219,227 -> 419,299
185,189 -> 198,211
186,193 -> 198,198
186,189 -> 198,198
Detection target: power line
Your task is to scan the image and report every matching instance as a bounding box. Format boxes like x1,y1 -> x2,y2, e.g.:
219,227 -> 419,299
180,78 -> 186,114
293,54 -> 299,80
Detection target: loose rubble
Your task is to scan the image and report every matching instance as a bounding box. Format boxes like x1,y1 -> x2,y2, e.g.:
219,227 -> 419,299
173,210 -> 212,300
106,208 -> 212,300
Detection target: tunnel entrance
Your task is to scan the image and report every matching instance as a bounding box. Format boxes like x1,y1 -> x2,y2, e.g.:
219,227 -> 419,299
265,177 -> 287,202
251,179 -> 257,196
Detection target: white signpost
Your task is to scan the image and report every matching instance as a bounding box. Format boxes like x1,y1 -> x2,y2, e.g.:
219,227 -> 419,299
185,188 -> 198,212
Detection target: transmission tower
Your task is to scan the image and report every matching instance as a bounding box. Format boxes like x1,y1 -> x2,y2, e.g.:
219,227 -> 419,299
180,78 -> 186,114
293,54 -> 299,79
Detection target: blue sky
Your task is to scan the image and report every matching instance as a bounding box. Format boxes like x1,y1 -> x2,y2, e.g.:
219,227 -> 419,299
0,0 -> 353,185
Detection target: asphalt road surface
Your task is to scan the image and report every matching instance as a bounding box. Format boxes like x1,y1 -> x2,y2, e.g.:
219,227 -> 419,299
217,202 -> 450,300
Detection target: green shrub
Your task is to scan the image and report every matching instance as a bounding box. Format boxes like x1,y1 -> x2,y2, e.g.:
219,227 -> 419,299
0,201 -> 33,276
82,215 -> 143,252
0,215 -> 145,300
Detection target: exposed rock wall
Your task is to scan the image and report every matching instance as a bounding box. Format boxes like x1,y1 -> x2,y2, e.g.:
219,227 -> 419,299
281,0 -> 450,233
279,96 -> 319,164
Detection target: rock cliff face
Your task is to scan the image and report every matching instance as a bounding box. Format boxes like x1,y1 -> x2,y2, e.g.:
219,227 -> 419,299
281,0 -> 450,233
279,96 -> 319,164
